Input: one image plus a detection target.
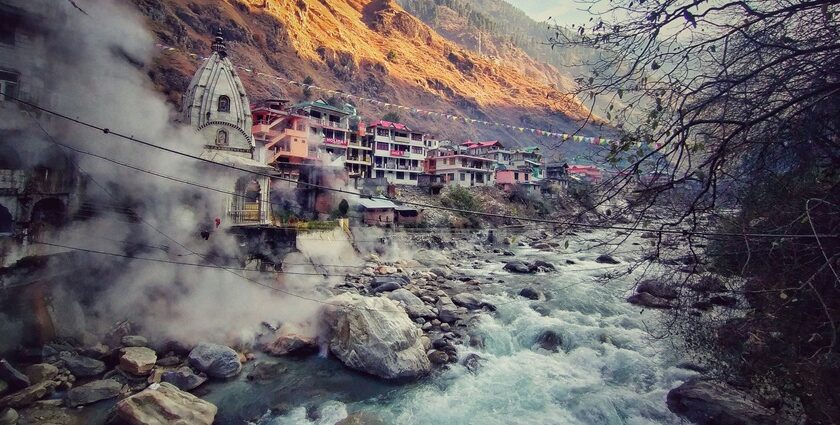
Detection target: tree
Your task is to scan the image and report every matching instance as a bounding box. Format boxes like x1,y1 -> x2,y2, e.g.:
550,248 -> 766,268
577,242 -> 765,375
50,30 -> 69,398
553,1 -> 840,422
382,112 -> 401,123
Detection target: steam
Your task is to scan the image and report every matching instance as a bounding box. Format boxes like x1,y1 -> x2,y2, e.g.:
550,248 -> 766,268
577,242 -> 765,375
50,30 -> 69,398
1,0 -> 362,350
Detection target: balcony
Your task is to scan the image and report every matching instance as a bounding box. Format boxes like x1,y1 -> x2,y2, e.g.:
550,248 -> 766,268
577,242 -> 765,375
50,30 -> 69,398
313,118 -> 348,130
252,123 -> 272,135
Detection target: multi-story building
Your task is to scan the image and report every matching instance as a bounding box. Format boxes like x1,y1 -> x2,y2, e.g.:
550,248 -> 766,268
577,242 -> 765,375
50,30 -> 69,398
252,99 -> 310,184
345,121 -> 372,180
425,145 -> 495,187
367,120 -> 426,185
291,99 -> 352,168
462,140 -> 511,168
510,147 -> 544,180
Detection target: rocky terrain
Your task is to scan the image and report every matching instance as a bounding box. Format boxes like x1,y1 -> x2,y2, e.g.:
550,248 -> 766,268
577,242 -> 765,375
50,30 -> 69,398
133,0 -> 600,147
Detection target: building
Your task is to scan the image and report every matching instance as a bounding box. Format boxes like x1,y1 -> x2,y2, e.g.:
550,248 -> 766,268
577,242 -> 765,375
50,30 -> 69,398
495,169 -> 535,192
545,162 -> 569,181
367,120 -> 426,185
510,147 -> 544,180
567,165 -> 603,183
417,173 -> 444,195
251,99 -> 310,184
356,198 -> 422,226
462,140 -> 511,168
182,30 -> 274,227
345,121 -> 372,181
291,99 -> 352,166
425,145 -> 495,187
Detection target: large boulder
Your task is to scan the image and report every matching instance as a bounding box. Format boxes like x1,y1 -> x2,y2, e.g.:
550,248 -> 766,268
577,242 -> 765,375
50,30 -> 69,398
0,361 -> 29,391
265,331 -> 318,356
667,379 -> 775,425
636,279 -> 679,299
386,289 -> 436,319
23,364 -> 58,385
534,330 -> 563,352
187,344 -> 242,379
320,293 -> 431,379
60,353 -> 105,377
0,408 -> 17,425
0,381 -> 56,409
115,382 -> 216,425
120,347 -> 157,376
452,293 -> 495,311
161,367 -> 207,391
518,287 -> 542,300
65,379 -> 122,407
529,260 -> 556,272
121,335 -> 148,348
503,261 -> 532,274
436,298 -> 466,323
596,254 -> 620,264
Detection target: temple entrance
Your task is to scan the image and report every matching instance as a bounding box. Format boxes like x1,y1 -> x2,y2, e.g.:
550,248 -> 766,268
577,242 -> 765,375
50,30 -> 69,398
232,177 -> 262,223
30,197 -> 67,237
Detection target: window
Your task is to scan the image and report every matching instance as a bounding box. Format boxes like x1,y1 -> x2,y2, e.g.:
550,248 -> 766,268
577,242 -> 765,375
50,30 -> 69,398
376,142 -> 389,151
460,173 -> 466,181
218,95 -> 230,112
0,70 -> 19,102
376,170 -> 385,178
448,158 -> 455,165
525,174 -> 529,181
215,129 -> 228,146
0,10 -> 19,46
448,173 -> 455,182
396,172 -> 405,179
409,174 -> 417,180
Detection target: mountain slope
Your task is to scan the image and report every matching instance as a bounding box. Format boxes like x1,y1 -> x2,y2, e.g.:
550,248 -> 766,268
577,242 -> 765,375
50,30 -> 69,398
135,0 -> 600,149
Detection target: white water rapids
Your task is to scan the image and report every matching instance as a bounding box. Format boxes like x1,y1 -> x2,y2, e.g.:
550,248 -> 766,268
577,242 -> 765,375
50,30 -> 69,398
256,230 -> 697,425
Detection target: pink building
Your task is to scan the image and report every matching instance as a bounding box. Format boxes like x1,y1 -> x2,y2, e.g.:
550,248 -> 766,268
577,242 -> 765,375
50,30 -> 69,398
495,169 -> 534,192
567,165 -> 603,182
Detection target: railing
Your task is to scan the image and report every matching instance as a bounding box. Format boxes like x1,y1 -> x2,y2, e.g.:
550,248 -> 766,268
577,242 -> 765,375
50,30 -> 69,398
230,202 -> 263,224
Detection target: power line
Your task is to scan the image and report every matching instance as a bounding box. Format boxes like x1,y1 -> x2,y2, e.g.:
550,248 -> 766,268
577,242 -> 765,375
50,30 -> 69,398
9,95 -> 838,239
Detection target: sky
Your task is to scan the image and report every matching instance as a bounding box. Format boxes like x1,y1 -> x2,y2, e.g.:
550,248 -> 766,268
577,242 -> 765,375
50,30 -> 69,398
504,1 -> 594,27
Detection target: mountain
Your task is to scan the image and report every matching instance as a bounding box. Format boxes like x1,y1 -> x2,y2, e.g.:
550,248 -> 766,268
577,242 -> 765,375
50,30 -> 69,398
134,0 -> 604,155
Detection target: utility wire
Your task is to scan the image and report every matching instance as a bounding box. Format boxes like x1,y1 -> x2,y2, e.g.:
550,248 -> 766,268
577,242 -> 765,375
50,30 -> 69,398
10,95 -> 837,239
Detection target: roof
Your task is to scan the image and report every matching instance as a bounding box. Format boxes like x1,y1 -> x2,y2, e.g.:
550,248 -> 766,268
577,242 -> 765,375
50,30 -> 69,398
357,198 -> 397,209
517,147 -> 541,154
367,120 -> 411,131
394,205 -> 421,212
292,99 -> 351,116
462,140 -> 503,148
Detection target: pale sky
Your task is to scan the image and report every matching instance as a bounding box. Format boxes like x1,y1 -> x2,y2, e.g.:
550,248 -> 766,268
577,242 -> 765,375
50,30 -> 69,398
504,1 -> 594,27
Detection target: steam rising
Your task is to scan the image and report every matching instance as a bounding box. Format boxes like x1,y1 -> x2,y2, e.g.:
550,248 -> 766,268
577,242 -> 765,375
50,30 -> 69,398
3,0 -> 360,350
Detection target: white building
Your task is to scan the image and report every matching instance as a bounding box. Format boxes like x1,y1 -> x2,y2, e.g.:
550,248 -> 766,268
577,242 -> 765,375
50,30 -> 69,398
366,120 -> 426,185
426,145 -> 495,187
182,30 -> 274,226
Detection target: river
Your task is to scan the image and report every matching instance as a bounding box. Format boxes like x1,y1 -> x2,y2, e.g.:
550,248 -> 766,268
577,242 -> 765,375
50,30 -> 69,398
201,229 -> 696,425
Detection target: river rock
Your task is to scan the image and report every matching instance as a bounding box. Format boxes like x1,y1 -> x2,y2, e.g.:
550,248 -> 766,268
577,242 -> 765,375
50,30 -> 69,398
427,350 -> 448,364
386,289 -> 436,319
666,379 -> 775,425
336,411 -> 387,425
0,381 -> 56,409
321,293 -> 431,379
104,320 -> 133,348
0,381 -> 6,397
627,292 -> 674,309
519,287 -> 542,300
535,330 -> 562,352
708,295 -> 738,308
246,362 -> 287,382
265,331 -> 318,356
115,382 -> 216,425
503,261 -> 532,274
120,347 -> 157,376
65,379 -> 121,407
636,279 -> 678,299
451,293 -> 487,310
529,260 -> 556,272
162,367 -> 207,391
121,335 -> 148,348
436,299 -> 465,323
596,254 -> 620,264
60,353 -> 105,377
0,408 -> 17,425
461,353 -> 483,374
0,361 -> 29,391
23,364 -> 58,386
429,267 -> 451,279
188,343 -> 242,379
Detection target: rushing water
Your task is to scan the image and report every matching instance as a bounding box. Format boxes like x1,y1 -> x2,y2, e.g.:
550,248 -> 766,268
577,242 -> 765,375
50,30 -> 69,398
205,230 -> 697,425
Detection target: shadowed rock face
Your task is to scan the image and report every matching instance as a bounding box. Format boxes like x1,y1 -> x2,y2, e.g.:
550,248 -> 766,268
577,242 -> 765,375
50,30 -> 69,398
187,343 -> 242,379
321,293 -> 430,379
667,379 -> 776,425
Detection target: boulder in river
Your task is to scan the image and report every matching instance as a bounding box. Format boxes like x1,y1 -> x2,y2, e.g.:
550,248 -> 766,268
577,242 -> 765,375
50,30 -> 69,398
120,347 -> 157,376
691,275 -> 727,293
636,279 -> 679,299
162,367 -> 207,391
596,254 -> 620,264
60,353 -> 105,377
529,260 -> 556,272
436,299 -> 466,323
321,293 -> 431,379
519,287 -> 542,300
627,292 -> 674,309
503,261 -> 532,274
452,293 -> 494,311
427,350 -> 449,365
65,379 -> 122,407
188,343 -> 242,379
534,330 -> 563,352
121,335 -> 148,348
246,362 -> 287,382
115,382 -> 216,425
461,353 -> 483,374
666,379 -> 775,425
0,361 -> 29,391
0,408 -> 18,425
386,289 -> 436,320
265,331 -> 318,356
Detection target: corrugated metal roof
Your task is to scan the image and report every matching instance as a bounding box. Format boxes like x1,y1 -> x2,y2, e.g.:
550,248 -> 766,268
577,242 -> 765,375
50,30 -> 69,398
357,198 -> 397,209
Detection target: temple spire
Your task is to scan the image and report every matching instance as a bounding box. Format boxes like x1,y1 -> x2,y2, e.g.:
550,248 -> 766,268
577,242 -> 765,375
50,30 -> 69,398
211,29 -> 227,58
